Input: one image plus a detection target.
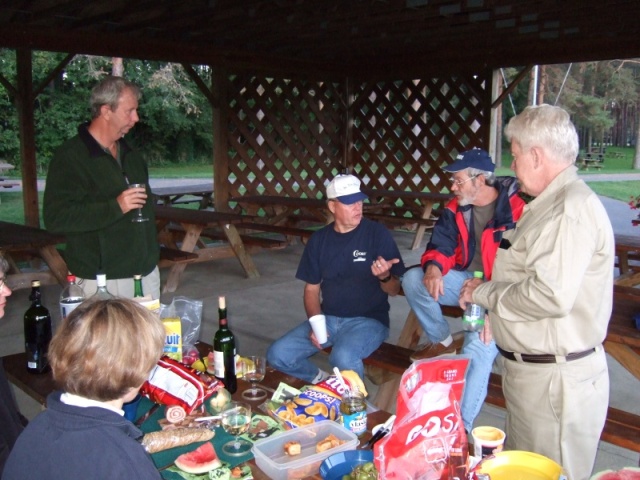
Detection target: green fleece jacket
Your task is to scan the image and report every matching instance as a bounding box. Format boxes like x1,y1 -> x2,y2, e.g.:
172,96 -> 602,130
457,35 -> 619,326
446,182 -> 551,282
43,124 -> 159,280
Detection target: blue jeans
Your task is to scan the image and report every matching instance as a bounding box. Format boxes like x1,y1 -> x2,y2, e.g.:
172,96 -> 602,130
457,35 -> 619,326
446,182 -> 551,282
266,315 -> 389,383
401,267 -> 498,431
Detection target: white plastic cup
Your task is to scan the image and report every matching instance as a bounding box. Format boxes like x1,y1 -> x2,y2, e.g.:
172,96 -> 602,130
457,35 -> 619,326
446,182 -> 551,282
472,426 -> 506,459
309,314 -> 328,344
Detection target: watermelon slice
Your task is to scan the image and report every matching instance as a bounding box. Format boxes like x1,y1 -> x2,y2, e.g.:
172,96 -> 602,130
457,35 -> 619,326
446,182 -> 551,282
174,442 -> 222,474
590,467 -> 640,480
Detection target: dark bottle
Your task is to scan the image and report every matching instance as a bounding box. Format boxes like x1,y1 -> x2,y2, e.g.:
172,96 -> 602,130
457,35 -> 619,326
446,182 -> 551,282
133,274 -> 144,298
24,280 -> 53,374
213,296 -> 237,393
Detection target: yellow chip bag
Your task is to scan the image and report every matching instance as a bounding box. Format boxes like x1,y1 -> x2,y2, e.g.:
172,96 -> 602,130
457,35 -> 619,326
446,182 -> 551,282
162,317 -> 182,362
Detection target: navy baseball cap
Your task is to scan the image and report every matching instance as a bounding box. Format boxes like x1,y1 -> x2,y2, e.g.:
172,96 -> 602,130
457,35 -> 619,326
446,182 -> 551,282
444,148 -> 495,173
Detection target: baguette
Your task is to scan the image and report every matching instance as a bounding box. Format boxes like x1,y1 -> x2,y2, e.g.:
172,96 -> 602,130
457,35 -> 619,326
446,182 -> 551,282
141,427 -> 215,453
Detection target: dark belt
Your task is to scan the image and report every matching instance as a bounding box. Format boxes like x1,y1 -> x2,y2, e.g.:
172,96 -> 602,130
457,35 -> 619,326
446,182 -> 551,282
496,345 -> 596,364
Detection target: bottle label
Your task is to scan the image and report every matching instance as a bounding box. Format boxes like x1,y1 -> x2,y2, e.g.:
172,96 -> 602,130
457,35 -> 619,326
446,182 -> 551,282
60,298 -> 83,320
342,410 -> 367,435
213,349 -> 236,378
213,350 -> 225,378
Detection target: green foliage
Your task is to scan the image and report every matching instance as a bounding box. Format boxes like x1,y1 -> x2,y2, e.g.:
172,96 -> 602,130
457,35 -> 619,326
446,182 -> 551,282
0,51 -> 214,171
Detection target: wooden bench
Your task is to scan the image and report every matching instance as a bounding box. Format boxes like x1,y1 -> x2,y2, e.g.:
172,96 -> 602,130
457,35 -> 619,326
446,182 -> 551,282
235,221 -> 315,244
158,246 -> 199,267
614,234 -> 640,286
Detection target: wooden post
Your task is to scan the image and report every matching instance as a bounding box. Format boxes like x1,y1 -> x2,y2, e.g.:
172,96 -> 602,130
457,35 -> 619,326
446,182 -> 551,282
212,67 -> 229,212
16,49 -> 39,227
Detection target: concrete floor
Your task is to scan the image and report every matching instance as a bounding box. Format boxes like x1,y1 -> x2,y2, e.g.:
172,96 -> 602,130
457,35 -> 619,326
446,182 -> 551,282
2,195 -> 639,475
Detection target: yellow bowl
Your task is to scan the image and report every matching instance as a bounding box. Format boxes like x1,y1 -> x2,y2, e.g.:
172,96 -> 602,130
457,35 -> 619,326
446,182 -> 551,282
475,451 -> 564,480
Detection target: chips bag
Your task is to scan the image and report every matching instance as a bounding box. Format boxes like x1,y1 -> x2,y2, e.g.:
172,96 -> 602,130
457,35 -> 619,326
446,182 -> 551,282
273,370 -> 366,428
374,357 -> 470,480
141,356 -> 222,414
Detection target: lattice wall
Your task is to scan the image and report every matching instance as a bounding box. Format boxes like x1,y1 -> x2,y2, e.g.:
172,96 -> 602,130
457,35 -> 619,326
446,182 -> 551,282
222,72 -> 489,204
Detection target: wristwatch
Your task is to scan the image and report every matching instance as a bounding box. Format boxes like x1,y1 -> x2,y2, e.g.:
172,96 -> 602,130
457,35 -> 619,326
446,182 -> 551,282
379,274 -> 392,283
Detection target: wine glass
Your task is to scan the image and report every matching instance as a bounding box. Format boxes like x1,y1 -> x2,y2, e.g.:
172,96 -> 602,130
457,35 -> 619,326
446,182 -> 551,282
241,355 -> 267,400
129,183 -> 149,223
220,401 -> 252,456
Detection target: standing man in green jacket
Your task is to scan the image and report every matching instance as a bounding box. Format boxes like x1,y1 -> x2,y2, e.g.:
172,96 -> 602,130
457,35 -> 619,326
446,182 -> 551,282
44,76 -> 160,299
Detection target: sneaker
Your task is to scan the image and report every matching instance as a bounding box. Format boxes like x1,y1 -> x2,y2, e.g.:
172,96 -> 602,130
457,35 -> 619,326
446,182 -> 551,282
311,369 -> 331,384
410,342 -> 457,362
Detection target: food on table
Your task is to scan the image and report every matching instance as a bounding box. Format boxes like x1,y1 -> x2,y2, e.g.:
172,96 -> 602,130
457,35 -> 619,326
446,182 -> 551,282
162,317 -> 183,362
284,440 -> 302,456
590,467 -> 640,479
343,462 -> 378,480
273,369 -> 366,428
165,405 -> 187,424
141,427 -> 215,453
315,433 -> 345,453
208,387 -> 232,413
141,356 -> 222,414
158,406 -> 211,430
174,442 -> 221,474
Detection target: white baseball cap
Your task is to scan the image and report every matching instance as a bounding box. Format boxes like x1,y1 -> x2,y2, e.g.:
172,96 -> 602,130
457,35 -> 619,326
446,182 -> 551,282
326,174 -> 368,204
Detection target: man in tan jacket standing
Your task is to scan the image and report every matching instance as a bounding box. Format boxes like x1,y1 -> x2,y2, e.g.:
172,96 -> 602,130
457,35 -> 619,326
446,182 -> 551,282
460,104 -> 614,480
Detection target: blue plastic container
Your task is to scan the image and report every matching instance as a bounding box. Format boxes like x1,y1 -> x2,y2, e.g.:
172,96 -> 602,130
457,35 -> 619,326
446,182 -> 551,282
319,449 -> 374,480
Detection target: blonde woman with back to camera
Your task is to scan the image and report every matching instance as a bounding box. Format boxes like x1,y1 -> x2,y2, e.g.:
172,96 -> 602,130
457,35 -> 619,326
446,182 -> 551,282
2,298 -> 165,480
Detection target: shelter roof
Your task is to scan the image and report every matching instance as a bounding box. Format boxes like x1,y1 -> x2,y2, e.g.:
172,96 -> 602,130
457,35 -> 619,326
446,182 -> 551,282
0,1 -> 639,79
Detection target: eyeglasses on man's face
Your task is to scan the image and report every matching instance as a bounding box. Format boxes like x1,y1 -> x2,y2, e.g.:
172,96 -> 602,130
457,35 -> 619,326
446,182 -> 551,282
450,174 -> 478,187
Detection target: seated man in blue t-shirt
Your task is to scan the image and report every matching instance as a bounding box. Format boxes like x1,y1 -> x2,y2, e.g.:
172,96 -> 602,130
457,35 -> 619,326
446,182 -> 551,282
267,174 -> 405,384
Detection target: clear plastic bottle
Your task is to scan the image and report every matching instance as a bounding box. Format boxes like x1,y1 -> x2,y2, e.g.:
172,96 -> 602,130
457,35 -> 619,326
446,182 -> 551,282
59,274 -> 85,323
462,271 -> 485,332
91,273 -> 114,300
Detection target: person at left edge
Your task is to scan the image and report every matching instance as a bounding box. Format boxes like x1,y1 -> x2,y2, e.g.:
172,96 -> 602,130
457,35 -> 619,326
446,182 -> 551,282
267,174 -> 405,384
43,75 -> 160,299
2,298 -> 165,480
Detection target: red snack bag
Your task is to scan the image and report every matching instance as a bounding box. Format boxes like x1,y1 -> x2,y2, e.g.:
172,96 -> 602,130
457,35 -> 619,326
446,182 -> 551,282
141,355 -> 222,414
374,357 -> 470,480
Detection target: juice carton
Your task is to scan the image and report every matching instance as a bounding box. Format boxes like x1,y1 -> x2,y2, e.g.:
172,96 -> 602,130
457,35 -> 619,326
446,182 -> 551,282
162,317 -> 182,362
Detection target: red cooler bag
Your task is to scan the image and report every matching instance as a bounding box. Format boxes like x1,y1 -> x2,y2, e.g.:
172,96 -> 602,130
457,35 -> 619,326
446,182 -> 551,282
374,357 -> 470,480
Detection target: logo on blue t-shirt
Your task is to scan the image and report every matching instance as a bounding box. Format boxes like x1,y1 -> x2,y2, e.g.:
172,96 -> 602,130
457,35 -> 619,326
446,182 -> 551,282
353,250 -> 367,262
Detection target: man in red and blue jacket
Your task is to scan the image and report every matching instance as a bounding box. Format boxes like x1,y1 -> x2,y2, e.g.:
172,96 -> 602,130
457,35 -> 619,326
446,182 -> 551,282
401,148 -> 525,432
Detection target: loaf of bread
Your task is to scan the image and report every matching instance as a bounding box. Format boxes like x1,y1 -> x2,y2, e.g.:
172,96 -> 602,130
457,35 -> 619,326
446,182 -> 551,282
141,427 -> 215,453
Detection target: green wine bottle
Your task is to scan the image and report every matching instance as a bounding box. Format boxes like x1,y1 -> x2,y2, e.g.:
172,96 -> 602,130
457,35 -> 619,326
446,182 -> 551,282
213,296 -> 237,393
133,274 -> 144,298
24,280 -> 52,374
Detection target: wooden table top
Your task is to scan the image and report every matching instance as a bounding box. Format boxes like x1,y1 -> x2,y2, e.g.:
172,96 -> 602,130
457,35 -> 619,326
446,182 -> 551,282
151,183 -> 214,198
231,195 -> 327,208
363,188 -> 453,202
0,220 -> 66,251
154,205 -> 249,225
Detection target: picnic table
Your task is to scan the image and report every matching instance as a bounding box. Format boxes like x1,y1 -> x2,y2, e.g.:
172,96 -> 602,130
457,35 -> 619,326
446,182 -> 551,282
154,205 -> 260,293
0,220 -> 69,289
231,195 -> 331,225
614,233 -> 640,286
2,341 -> 392,480
362,188 -> 454,250
152,183 -> 214,210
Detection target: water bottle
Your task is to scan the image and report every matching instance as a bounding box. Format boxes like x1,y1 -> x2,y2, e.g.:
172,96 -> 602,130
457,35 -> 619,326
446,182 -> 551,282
59,274 -> 85,324
462,271 -> 485,332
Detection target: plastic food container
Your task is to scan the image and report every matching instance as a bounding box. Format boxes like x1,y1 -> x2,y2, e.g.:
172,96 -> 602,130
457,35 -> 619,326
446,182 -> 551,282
251,420 -> 358,480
